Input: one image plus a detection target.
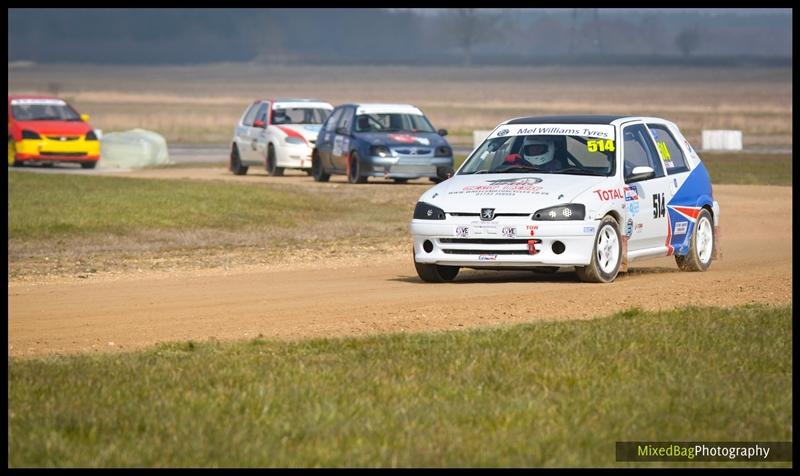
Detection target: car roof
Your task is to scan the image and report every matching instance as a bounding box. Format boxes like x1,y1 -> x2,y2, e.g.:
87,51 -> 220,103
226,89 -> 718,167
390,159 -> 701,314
505,115 -> 629,125
343,103 -> 424,115
9,94 -> 64,101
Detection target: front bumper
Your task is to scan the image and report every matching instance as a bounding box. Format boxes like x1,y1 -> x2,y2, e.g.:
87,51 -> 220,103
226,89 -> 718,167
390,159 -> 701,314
411,217 -> 600,268
13,138 -> 100,163
364,155 -> 453,179
276,143 -> 314,170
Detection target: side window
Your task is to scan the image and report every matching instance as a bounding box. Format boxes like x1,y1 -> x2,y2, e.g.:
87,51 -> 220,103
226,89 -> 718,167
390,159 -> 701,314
255,103 -> 268,125
325,108 -> 344,132
647,124 -> 689,174
242,102 -> 260,127
622,123 -> 664,180
337,107 -> 355,133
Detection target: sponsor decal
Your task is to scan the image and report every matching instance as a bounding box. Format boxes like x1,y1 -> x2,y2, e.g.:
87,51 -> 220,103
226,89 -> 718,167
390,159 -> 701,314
342,137 -> 350,152
586,139 -> 615,152
674,221 -> 688,235
635,223 -> 644,233
626,218 -> 634,237
526,225 -> 539,236
624,185 -> 640,201
627,201 -> 641,217
593,188 -> 624,201
333,136 -> 343,155
304,125 -> 322,132
388,133 -> 430,146
449,177 -> 547,197
455,226 -> 469,238
478,254 -> 498,261
489,124 -> 614,140
583,226 -> 596,234
501,226 -> 516,238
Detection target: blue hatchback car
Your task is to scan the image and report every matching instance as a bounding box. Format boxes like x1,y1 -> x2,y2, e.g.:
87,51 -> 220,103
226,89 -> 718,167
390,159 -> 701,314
311,103 -> 454,184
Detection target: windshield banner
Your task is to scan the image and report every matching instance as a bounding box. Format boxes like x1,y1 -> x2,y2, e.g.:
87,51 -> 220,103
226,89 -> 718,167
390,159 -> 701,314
488,124 -> 615,140
11,99 -> 67,106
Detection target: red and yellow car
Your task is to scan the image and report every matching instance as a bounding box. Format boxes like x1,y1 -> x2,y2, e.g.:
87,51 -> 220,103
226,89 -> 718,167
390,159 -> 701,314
8,95 -> 100,168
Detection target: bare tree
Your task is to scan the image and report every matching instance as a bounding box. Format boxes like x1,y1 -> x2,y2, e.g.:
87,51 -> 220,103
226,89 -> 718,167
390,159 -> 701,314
675,27 -> 702,57
447,9 -> 498,66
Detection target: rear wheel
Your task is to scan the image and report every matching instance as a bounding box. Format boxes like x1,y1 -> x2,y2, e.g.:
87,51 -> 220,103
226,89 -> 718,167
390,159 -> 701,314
576,215 -> 622,283
348,152 -> 367,184
267,144 -> 284,176
675,208 -> 714,272
80,161 -> 97,169
312,150 -> 330,182
230,145 -> 249,175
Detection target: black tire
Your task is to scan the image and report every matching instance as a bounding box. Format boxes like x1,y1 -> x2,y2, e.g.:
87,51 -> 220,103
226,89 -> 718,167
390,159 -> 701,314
575,215 -> 622,283
347,151 -> 367,184
675,208 -> 714,272
80,161 -> 97,169
312,150 -> 330,182
430,177 -> 444,184
415,262 -> 460,283
267,144 -> 284,176
230,145 -> 249,175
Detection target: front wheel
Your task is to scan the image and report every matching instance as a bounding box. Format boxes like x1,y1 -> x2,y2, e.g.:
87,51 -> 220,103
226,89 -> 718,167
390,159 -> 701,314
312,151 -> 330,182
230,145 -> 249,175
415,262 -> 460,283
576,215 -> 622,283
347,152 -> 367,184
675,208 -> 715,272
267,145 -> 284,176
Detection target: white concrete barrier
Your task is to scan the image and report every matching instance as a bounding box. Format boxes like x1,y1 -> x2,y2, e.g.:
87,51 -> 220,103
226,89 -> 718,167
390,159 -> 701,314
473,130 -> 492,149
702,130 -> 742,151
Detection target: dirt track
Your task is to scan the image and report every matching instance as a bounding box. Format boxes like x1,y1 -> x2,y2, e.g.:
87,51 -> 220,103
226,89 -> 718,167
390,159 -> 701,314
8,178 -> 792,357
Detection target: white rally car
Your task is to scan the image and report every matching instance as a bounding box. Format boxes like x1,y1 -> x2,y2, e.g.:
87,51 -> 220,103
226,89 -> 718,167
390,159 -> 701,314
230,98 -> 333,176
410,115 -> 720,283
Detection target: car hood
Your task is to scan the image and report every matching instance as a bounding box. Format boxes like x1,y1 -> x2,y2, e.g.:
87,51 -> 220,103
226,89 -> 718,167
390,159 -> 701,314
274,124 -> 324,142
417,173 -> 611,214
13,120 -> 93,136
356,131 -> 448,148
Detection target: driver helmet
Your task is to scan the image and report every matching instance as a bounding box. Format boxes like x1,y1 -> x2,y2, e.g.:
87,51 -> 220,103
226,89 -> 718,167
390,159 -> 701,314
521,136 -> 555,166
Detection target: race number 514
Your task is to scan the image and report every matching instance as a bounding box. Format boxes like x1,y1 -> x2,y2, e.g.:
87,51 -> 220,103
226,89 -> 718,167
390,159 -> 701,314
652,193 -> 666,218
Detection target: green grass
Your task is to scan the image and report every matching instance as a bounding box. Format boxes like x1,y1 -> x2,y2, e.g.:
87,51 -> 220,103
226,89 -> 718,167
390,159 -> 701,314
7,172 -> 407,240
701,152 -> 791,186
8,304 -> 792,467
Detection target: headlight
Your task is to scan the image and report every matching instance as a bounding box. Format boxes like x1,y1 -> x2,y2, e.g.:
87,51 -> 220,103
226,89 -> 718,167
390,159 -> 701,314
285,136 -> 306,146
414,202 -> 446,220
532,204 -> 585,221
435,145 -> 452,157
85,130 -> 98,141
21,130 -> 41,140
369,145 -> 391,157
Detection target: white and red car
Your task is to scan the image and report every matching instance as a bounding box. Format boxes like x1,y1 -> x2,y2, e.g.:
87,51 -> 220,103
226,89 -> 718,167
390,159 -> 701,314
410,115 -> 720,283
230,99 -> 333,176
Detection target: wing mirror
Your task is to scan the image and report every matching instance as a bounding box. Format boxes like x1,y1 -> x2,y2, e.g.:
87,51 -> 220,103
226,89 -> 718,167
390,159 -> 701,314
80,114 -> 90,122
626,166 -> 655,183
335,127 -> 350,136
437,128 -> 448,136
253,119 -> 266,128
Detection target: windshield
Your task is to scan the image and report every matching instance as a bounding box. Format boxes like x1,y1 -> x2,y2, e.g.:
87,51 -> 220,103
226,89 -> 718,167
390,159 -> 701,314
11,101 -> 82,121
459,132 -> 616,177
271,107 -> 330,125
354,113 -> 435,133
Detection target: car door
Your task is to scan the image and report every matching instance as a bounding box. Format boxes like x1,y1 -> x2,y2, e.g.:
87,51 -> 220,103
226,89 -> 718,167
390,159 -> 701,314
331,106 -> 355,172
316,107 -> 343,169
244,102 -> 269,166
236,101 -> 260,162
621,122 -> 671,254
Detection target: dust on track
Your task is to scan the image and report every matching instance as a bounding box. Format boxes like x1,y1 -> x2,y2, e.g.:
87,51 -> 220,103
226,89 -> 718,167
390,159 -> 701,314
8,168 -> 792,357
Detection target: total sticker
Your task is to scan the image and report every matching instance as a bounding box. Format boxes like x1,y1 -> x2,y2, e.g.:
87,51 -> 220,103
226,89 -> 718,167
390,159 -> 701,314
478,254 -> 498,261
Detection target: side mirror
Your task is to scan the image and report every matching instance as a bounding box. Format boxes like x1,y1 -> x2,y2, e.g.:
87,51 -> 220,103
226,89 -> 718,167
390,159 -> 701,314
335,127 -> 350,136
626,166 -> 655,183
437,128 -> 448,136
80,114 -> 90,122
253,119 -> 266,128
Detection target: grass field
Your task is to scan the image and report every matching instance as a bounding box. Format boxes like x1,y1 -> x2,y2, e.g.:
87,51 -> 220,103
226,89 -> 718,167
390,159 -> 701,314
7,63 -> 792,147
7,303 -> 791,467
